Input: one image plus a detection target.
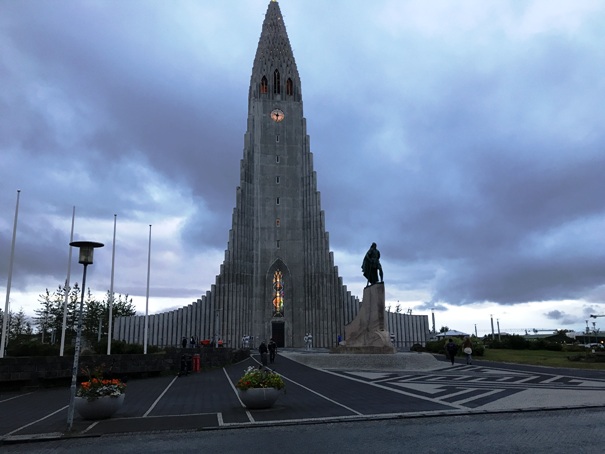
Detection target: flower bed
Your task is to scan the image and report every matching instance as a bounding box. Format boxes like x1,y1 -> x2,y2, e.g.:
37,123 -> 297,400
236,366 -> 285,391
76,365 -> 126,401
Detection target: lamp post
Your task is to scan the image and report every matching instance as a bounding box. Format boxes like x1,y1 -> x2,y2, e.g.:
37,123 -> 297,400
67,240 -> 104,431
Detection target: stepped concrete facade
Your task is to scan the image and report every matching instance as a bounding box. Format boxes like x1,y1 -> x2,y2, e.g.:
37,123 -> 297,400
113,1 -> 430,350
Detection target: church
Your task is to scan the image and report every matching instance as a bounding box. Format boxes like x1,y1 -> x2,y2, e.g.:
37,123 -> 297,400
113,1 -> 430,349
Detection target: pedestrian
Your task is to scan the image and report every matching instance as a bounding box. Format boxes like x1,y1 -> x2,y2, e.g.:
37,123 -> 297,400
181,337 -> 187,349
259,340 -> 268,367
306,333 -> 313,350
462,336 -> 473,365
445,338 -> 458,365
190,335 -> 195,349
268,338 -> 277,364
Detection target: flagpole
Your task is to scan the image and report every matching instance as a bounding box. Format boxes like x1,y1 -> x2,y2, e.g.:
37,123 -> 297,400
144,225 -> 151,354
107,214 -> 117,355
60,206 -> 76,357
1,190 -> 21,358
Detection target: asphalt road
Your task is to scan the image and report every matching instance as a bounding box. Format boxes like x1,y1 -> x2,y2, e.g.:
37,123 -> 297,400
2,407 -> 604,454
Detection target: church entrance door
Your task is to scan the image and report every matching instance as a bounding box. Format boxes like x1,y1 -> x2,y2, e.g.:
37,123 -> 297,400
271,322 -> 285,348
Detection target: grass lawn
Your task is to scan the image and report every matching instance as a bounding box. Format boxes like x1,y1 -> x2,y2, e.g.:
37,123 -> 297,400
481,348 -> 605,370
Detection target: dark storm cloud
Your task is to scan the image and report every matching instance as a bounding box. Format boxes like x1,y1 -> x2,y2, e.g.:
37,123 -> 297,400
415,302 -> 448,312
1,1 -> 605,329
304,5 -> 605,308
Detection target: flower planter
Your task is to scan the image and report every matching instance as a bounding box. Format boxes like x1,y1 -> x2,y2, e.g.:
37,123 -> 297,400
238,387 -> 281,409
75,394 -> 125,420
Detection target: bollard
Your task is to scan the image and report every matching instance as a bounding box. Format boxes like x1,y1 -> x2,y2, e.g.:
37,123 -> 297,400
193,353 -> 201,372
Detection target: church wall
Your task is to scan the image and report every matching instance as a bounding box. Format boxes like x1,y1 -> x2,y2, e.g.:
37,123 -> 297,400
385,312 -> 430,349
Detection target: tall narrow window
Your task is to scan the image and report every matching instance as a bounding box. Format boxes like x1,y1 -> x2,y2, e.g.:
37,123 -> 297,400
276,135 -> 279,143
260,76 -> 268,94
276,155 -> 280,163
276,240 -> 280,249
272,270 -> 284,317
273,69 -> 281,94
286,78 -> 293,96
276,218 -> 280,227
276,176 -> 280,184
276,197 -> 280,205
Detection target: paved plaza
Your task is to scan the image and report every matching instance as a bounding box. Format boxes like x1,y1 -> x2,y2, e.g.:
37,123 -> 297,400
1,351 -> 604,448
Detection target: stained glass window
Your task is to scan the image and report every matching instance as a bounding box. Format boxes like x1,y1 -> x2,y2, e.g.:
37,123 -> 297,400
272,270 -> 284,317
260,76 -> 268,94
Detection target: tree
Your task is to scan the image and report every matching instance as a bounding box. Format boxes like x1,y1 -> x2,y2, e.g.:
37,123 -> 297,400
34,283 -> 137,346
34,289 -> 54,343
9,307 -> 32,341
83,287 -> 104,343
439,326 -> 450,333
0,307 -> 6,340
33,284 -> 80,345
100,292 -> 137,338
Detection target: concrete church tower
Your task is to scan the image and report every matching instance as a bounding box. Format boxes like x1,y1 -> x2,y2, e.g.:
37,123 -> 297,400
218,0 -> 359,348
112,2 -> 430,350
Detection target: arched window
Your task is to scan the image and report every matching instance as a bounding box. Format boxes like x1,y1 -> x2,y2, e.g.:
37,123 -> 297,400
273,70 -> 281,94
260,76 -> 268,94
286,78 -> 293,96
272,270 -> 284,316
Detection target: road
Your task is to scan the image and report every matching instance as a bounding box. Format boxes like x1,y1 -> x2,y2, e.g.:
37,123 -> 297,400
3,407 -> 604,454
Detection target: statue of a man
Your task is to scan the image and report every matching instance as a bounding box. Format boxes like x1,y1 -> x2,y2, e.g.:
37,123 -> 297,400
361,242 -> 383,286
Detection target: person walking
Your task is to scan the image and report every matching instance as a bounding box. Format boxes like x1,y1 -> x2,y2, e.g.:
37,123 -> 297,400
462,336 -> 473,365
258,340 -> 269,367
268,338 -> 277,364
445,338 -> 458,365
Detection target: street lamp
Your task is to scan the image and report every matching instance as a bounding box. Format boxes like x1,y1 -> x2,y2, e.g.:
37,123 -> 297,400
67,240 -> 104,431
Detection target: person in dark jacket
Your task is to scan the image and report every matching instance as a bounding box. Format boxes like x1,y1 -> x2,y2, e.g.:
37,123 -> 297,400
258,341 -> 269,367
446,339 -> 458,365
268,338 -> 277,364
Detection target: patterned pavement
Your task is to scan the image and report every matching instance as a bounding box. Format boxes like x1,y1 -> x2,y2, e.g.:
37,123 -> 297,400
335,363 -> 605,411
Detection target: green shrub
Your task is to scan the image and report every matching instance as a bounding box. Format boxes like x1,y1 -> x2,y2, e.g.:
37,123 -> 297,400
471,342 -> 485,357
564,344 -> 587,353
7,340 -> 59,357
426,340 -> 446,354
508,334 -> 530,350
544,342 -> 563,352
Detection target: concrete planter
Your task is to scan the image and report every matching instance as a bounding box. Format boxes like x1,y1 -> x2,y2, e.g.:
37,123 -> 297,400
75,394 -> 125,420
238,387 -> 281,409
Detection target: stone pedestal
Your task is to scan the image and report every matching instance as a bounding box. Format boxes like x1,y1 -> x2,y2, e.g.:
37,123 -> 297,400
336,283 -> 395,354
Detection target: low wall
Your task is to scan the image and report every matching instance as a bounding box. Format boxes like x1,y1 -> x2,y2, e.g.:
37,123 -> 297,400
0,348 -> 250,390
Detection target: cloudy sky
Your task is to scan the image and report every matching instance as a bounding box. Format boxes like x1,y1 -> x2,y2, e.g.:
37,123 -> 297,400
1,0 -> 604,337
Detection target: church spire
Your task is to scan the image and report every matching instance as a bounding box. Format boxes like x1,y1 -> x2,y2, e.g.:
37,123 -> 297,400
250,1 -> 301,101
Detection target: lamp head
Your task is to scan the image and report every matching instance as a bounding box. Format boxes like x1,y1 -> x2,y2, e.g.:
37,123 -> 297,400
70,241 -> 104,265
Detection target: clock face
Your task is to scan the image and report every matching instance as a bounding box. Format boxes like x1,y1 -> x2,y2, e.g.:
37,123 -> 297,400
270,109 -> 284,122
